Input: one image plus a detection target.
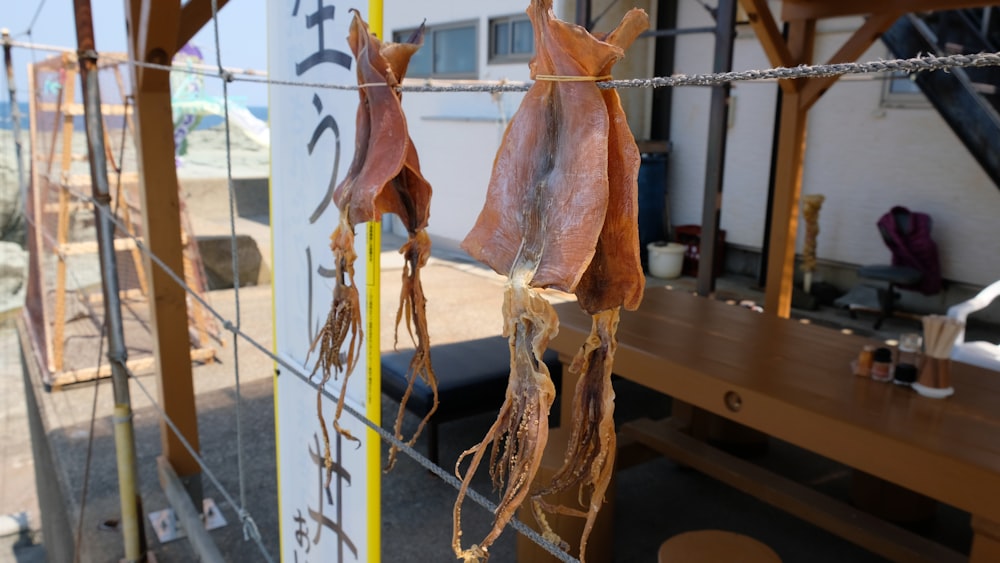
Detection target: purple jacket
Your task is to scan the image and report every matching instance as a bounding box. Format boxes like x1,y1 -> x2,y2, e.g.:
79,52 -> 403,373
877,206 -> 943,295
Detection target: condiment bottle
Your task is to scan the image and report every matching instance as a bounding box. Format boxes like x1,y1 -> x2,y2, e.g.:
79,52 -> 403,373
898,332 -> 923,371
871,347 -> 893,382
855,345 -> 874,377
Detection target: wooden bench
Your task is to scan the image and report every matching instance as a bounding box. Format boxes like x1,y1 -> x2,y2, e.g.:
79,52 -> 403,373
548,289 -> 1000,562
381,335 -> 562,465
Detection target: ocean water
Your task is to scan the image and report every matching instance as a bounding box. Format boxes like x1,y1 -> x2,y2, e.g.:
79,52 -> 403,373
0,101 -> 268,130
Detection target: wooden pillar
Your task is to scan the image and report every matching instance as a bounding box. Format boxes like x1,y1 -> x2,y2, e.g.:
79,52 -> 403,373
763,19 -> 814,318
124,0 -> 202,501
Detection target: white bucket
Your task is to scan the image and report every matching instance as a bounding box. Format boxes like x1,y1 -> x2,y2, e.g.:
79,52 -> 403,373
647,242 -> 685,279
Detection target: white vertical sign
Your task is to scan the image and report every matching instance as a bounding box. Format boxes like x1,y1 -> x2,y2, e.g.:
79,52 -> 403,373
267,1 -> 378,561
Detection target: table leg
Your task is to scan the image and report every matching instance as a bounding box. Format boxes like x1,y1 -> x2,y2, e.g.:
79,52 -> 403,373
971,516 -> 1000,562
671,400 -> 769,457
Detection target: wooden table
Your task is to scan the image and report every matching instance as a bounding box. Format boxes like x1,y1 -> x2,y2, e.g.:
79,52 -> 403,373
548,288 -> 1000,563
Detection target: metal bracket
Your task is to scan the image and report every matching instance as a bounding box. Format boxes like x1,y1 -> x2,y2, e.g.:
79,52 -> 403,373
147,498 -> 227,544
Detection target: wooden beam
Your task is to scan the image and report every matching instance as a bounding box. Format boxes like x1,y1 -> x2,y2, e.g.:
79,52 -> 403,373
125,0 -> 203,496
801,13 -> 902,112
51,348 -> 216,389
130,0 -> 181,92
782,0 -> 1000,21
739,0 -> 796,92
763,19 -> 815,318
176,0 -> 230,53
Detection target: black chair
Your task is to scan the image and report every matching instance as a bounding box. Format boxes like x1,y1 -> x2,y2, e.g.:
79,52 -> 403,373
853,265 -> 923,329
381,335 -> 562,465
852,207 -> 942,329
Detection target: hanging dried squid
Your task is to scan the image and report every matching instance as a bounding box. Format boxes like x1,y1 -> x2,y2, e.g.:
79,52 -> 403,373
311,10 -> 437,479
454,1 -> 647,560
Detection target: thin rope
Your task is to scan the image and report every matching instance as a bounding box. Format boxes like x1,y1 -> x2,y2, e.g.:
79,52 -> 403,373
23,178 -> 272,559
72,189 -> 579,562
18,0 -> 50,38
10,38 -> 1000,92
207,0 -> 254,545
73,322 -> 105,563
23,34 -> 1000,563
534,74 -> 612,82
126,369 -> 276,563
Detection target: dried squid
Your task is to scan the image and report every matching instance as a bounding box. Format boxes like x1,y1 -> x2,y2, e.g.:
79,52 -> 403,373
454,1 -> 647,560
311,10 -> 437,479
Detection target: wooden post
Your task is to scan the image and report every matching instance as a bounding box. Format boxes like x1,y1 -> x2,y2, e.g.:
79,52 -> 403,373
124,0 -> 203,504
762,19 -> 815,318
760,12 -> 897,317
53,60 -> 78,372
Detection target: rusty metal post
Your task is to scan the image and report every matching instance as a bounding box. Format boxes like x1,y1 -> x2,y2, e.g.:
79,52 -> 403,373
2,29 -> 26,240
72,1 -> 144,560
696,0 -> 738,296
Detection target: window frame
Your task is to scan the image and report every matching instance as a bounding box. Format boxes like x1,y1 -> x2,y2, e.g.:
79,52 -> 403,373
880,70 -> 931,109
393,20 -> 479,80
488,13 -> 535,64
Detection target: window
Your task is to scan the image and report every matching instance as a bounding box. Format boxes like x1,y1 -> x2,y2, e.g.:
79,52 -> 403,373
880,71 -> 930,109
393,21 -> 478,79
489,14 -> 535,62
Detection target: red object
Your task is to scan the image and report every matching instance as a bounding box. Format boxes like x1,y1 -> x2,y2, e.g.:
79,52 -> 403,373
674,225 -> 726,277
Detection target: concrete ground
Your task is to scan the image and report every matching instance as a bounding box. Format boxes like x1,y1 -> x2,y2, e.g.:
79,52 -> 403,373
3,228 -> 995,562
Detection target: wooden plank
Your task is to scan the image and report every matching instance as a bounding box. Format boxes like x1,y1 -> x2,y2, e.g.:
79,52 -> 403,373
763,19 -> 815,318
36,102 -> 131,116
35,152 -> 88,163
738,0 -> 796,93
801,12 -> 902,112
126,0 -> 203,483
61,237 -> 144,256
43,171 -> 139,188
130,0 -> 181,92
52,66 -> 78,373
51,348 -> 217,389
87,287 -> 146,304
782,0 -> 1000,21
549,293 -> 1000,522
621,417 -> 965,563
176,0 -> 230,53
25,63 -> 54,375
109,65 -> 149,297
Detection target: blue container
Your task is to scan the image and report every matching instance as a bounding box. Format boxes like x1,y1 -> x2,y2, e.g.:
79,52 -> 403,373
637,153 -> 668,270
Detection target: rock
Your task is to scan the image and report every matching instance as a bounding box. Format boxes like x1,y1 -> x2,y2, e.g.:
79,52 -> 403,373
0,241 -> 27,314
196,234 -> 268,290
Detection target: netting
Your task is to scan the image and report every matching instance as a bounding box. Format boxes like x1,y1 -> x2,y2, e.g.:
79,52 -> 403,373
22,52 -> 218,387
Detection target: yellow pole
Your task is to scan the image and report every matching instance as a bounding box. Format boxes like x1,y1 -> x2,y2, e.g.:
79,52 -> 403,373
113,404 -> 141,560
366,5 -> 383,563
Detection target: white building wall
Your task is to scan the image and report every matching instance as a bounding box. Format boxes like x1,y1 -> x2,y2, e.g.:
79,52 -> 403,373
383,0 -> 655,251
384,1 -> 544,249
670,2 -> 1000,286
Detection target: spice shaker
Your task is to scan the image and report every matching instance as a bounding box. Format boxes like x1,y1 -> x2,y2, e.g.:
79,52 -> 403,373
898,332 -> 923,371
871,347 -> 893,382
854,345 -> 874,377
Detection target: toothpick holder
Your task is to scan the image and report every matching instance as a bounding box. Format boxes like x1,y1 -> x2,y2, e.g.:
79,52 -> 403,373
913,356 -> 954,399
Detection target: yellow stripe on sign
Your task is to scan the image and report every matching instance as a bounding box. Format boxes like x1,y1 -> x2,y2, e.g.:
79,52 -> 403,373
365,220 -> 381,562
366,7 -> 384,557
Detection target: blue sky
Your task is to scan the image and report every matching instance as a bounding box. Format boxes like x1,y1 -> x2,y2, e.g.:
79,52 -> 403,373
3,0 -> 269,106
